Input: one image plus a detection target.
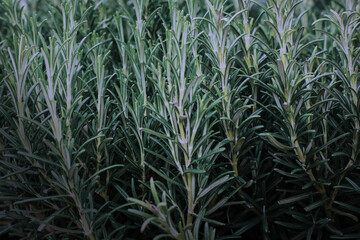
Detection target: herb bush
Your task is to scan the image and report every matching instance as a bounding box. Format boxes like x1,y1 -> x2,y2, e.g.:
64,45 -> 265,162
0,0 -> 359,239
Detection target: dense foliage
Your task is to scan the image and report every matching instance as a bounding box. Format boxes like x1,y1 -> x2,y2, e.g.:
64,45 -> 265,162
1,0 -> 359,239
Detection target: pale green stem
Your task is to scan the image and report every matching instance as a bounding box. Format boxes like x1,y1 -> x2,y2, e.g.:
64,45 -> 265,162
69,181 -> 95,240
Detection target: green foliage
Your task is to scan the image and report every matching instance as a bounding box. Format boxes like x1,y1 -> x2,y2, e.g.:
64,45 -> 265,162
0,0 -> 359,239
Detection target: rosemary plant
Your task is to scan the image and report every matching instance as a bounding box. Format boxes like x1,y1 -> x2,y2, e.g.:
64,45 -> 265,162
0,0 -> 359,239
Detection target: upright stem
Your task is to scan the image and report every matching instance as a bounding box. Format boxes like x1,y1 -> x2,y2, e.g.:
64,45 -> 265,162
186,173 -> 194,225
325,10 -> 359,221
179,119 -> 193,227
327,119 -> 360,220
288,113 -> 328,199
69,180 -> 95,240
140,149 -> 146,193
350,119 -> 359,165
